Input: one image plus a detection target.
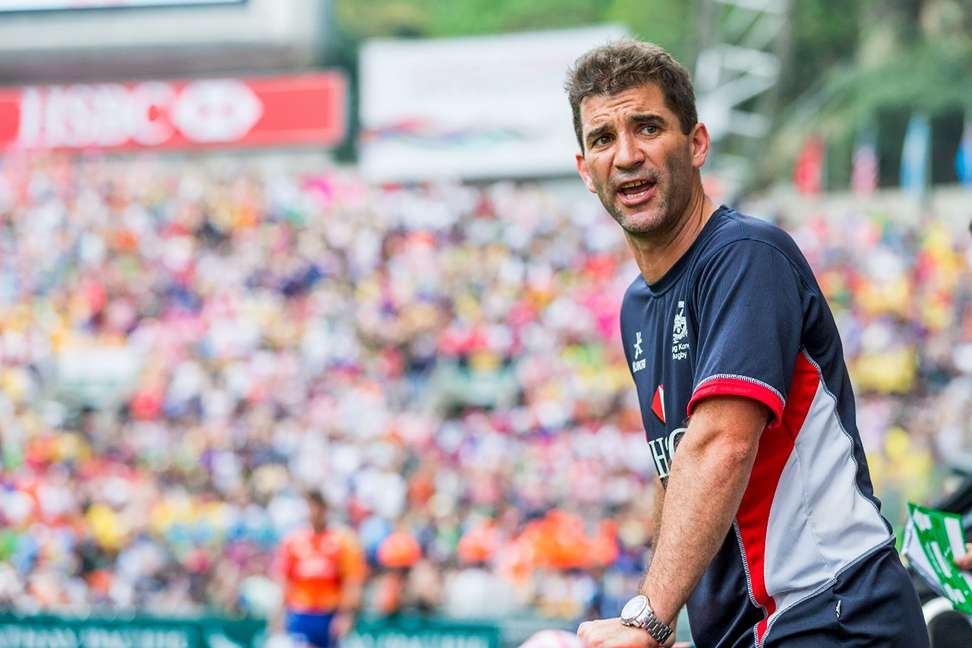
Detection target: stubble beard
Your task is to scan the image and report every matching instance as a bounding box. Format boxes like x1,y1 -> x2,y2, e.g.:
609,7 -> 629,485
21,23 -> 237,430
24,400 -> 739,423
600,146 -> 694,240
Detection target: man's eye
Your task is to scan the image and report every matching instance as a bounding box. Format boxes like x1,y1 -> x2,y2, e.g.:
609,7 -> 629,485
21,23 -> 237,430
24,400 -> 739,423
592,135 -> 612,147
640,124 -> 658,135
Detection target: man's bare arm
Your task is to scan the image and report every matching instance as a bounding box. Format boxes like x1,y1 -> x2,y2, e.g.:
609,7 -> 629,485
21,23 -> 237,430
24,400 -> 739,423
642,475 -> 665,588
640,395 -> 768,627
649,476 -> 665,556
577,396 -> 766,648
645,475 -> 674,635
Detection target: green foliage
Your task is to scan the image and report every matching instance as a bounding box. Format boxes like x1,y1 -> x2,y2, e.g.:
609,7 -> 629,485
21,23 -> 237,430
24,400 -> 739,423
780,0 -> 862,107
419,0 -> 602,36
776,38 -> 972,141
335,1 -> 431,38
755,35 -> 972,190
601,0 -> 696,62
333,0 -> 696,58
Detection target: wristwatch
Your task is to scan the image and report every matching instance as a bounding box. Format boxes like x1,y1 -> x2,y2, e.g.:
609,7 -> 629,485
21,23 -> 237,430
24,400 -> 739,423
620,594 -> 673,644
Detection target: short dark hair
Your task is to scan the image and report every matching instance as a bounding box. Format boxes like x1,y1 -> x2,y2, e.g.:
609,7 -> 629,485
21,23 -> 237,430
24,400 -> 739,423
565,39 -> 698,151
305,490 -> 327,507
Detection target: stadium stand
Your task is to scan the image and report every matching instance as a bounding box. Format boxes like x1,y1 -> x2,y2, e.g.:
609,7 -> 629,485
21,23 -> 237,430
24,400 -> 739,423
0,155 -> 969,631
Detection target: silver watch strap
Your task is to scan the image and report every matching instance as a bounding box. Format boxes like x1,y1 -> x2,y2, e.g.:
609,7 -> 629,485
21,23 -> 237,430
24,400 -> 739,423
641,610 -> 673,644
623,599 -> 672,644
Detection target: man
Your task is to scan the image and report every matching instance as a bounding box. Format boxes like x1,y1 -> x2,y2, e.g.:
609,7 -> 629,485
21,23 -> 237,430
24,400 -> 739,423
276,491 -> 366,647
567,40 -> 927,647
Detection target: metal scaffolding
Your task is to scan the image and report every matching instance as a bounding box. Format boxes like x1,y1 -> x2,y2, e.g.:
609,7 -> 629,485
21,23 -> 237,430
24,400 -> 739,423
694,0 -> 790,195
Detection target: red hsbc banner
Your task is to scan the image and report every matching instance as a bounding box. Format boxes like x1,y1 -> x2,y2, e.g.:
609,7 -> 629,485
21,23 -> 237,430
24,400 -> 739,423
0,72 -> 346,153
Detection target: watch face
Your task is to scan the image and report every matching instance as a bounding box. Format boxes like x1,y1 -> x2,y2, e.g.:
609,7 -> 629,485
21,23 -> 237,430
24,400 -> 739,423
621,594 -> 648,621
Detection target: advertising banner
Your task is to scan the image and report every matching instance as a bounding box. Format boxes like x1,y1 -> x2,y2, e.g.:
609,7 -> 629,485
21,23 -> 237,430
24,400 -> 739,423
0,1 -> 243,12
0,613 -> 265,647
346,616 -> 501,648
360,25 -> 626,182
0,613 -> 501,648
0,72 -> 346,153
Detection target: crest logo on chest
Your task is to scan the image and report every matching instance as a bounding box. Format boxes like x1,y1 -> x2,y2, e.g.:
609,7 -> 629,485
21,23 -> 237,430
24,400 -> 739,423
672,300 -> 690,361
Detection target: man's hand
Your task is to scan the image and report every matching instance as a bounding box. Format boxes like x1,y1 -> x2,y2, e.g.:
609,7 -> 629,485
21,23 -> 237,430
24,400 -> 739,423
576,618 -> 672,648
955,543 -> 972,571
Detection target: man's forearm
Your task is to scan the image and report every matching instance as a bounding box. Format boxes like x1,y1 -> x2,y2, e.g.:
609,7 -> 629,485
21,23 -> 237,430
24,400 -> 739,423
639,422 -> 760,625
646,477 -> 665,572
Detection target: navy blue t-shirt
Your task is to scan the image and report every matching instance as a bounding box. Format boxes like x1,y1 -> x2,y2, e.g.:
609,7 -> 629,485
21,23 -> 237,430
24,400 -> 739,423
620,206 -> 893,647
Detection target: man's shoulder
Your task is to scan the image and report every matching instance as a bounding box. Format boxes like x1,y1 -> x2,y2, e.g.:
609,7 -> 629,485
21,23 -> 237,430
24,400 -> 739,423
620,272 -> 651,314
703,207 -> 798,254
694,207 -> 808,275
621,273 -> 646,301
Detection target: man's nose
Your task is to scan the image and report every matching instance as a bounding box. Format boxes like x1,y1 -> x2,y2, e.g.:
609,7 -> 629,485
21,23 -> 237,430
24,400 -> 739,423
614,132 -> 644,170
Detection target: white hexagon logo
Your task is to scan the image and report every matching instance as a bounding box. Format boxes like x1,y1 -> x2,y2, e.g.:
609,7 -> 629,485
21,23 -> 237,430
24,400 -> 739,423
171,80 -> 263,143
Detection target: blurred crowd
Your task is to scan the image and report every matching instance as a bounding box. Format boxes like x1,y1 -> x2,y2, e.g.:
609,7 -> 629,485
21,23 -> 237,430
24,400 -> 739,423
0,154 -> 969,624
780,204 -> 972,518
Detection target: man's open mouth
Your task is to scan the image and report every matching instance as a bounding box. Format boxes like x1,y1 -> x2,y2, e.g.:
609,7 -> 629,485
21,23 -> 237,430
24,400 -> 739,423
616,178 -> 656,206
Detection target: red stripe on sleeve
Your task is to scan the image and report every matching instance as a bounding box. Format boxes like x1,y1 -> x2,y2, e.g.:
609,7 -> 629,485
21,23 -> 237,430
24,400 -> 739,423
688,377 -> 785,424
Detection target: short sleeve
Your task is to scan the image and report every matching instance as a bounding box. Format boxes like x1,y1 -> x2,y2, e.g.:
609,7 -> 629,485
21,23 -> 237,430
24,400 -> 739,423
687,240 -> 803,424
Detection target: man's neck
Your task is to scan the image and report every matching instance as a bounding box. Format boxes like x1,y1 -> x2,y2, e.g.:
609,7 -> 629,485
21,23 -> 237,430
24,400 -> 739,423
626,187 -> 717,286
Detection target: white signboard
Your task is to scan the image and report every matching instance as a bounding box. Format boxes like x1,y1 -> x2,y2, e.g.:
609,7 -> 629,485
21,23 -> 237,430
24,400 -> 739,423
360,25 -> 627,182
0,0 -> 242,10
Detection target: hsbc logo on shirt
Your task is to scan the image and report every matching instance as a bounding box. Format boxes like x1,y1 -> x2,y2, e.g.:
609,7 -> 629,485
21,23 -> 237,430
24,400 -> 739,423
649,426 -> 687,480
648,385 -> 684,479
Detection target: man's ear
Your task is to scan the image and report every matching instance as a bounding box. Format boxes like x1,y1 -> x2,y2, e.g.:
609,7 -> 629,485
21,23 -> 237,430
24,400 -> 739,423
576,152 -> 597,194
690,122 -> 711,169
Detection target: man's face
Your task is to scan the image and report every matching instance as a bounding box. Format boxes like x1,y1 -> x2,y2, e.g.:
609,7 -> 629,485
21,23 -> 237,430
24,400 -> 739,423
575,83 -> 706,237
308,499 -> 328,531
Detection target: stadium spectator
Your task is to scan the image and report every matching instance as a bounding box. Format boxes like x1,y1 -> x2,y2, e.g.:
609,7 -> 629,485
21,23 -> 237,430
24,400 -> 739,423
275,490 -> 366,647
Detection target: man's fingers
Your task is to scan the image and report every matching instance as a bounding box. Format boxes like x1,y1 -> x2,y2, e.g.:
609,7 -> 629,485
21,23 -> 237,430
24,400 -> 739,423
577,621 -> 592,642
577,619 -> 605,646
955,545 -> 972,571
576,618 -> 658,648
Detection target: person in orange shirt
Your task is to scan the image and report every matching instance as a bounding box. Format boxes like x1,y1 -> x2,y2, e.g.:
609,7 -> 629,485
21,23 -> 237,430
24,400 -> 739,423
276,491 -> 366,647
